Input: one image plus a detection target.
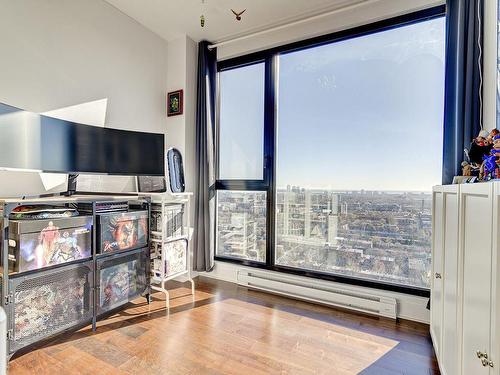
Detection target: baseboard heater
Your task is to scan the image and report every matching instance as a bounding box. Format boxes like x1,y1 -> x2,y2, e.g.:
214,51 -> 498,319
237,269 -> 397,319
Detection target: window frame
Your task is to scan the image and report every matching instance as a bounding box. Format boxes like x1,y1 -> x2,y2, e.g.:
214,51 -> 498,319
214,5 -> 446,297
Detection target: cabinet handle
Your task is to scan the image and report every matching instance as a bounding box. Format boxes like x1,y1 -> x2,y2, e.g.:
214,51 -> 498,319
481,358 -> 494,367
435,273 -> 442,279
477,350 -> 488,359
477,351 -> 494,367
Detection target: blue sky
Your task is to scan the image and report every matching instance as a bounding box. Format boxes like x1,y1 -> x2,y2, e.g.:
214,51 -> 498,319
220,17 -> 446,192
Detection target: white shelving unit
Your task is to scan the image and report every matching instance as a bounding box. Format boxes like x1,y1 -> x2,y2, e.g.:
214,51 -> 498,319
141,192 -> 194,308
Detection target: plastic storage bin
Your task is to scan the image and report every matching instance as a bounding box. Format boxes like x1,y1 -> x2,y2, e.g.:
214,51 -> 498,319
97,210 -> 148,254
8,216 -> 92,274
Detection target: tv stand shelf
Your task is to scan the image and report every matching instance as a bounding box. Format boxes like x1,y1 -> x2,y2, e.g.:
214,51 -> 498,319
0,194 -> 151,359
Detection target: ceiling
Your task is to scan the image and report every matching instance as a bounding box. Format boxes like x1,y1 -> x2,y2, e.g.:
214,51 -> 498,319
104,0 -> 360,43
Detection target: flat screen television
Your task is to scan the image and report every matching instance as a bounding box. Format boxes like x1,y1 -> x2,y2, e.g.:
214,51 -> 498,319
0,102 -> 164,176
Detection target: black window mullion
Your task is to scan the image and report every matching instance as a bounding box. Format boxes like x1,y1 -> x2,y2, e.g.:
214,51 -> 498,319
264,55 -> 277,268
215,58 -> 270,264
216,180 -> 268,191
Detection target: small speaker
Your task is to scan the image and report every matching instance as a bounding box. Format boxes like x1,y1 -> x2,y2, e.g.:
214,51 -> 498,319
167,148 -> 185,193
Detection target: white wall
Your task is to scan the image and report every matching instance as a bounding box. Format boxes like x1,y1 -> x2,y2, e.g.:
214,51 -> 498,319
0,0 -> 169,197
217,0 -> 444,60
165,35 -> 197,203
165,35 -> 198,196
165,35 -> 199,281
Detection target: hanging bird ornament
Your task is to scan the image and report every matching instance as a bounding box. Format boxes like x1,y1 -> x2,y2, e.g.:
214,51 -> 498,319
231,9 -> 246,21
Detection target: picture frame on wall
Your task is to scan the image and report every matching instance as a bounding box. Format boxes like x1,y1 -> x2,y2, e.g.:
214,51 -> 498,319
167,89 -> 183,116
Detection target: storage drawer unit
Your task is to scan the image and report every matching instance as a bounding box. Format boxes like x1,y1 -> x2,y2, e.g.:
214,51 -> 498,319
151,237 -> 188,280
8,261 -> 93,353
151,203 -> 184,238
96,247 -> 149,315
8,216 -> 92,274
97,210 -> 148,254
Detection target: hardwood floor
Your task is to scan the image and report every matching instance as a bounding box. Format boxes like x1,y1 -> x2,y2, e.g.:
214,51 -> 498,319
9,277 -> 439,375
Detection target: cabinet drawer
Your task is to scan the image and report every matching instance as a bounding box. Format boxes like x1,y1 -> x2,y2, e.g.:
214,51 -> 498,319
97,210 -> 148,254
9,216 -> 92,274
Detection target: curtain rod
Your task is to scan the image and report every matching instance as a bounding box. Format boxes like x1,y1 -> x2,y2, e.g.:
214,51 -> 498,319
207,0 -> 379,50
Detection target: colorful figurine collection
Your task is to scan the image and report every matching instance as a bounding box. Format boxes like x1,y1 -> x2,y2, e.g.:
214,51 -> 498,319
463,129 -> 500,180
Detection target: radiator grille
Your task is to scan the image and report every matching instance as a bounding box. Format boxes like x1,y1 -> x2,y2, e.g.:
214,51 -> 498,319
10,262 -> 93,352
238,269 -> 397,319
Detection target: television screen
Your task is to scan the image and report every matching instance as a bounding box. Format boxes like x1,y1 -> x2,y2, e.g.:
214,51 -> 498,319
0,102 -> 164,176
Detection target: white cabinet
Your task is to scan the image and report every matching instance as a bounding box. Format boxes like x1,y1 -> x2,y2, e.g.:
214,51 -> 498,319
491,183 -> 500,375
460,183 -> 494,375
431,188 -> 444,358
442,186 -> 460,375
432,183 -> 497,375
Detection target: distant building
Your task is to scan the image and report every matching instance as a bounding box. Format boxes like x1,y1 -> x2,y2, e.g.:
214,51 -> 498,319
218,187 -> 433,288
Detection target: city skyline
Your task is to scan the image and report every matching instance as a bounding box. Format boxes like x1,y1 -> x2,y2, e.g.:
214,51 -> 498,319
217,187 -> 432,288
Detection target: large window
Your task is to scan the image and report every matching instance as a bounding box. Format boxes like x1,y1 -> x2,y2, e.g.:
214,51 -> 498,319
215,8 -> 445,294
219,63 -> 265,180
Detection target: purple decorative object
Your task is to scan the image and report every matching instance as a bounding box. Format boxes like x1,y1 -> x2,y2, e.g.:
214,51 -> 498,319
483,155 -> 498,179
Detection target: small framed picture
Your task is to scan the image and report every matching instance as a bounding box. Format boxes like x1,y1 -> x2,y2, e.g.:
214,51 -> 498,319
167,89 -> 183,116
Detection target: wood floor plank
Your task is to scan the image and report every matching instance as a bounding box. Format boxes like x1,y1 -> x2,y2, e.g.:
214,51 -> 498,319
51,346 -> 130,375
8,277 -> 439,375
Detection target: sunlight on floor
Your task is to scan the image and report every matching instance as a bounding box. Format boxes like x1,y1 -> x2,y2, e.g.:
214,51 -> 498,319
167,297 -> 400,374
9,287 -> 406,375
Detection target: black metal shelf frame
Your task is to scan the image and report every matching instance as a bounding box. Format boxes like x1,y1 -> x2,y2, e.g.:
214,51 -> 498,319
0,195 -> 152,358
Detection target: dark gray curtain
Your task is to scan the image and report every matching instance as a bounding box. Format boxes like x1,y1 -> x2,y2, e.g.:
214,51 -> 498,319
193,41 -> 216,272
442,0 -> 483,184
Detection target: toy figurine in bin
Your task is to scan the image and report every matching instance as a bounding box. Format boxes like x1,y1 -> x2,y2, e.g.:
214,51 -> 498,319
99,211 -> 148,253
9,215 -> 92,273
469,130 -> 493,165
465,129 -> 500,181
477,133 -> 500,180
100,260 -> 139,310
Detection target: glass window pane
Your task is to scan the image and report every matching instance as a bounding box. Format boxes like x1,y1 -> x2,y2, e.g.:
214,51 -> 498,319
275,17 -> 445,288
219,63 -> 265,180
216,190 -> 267,262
